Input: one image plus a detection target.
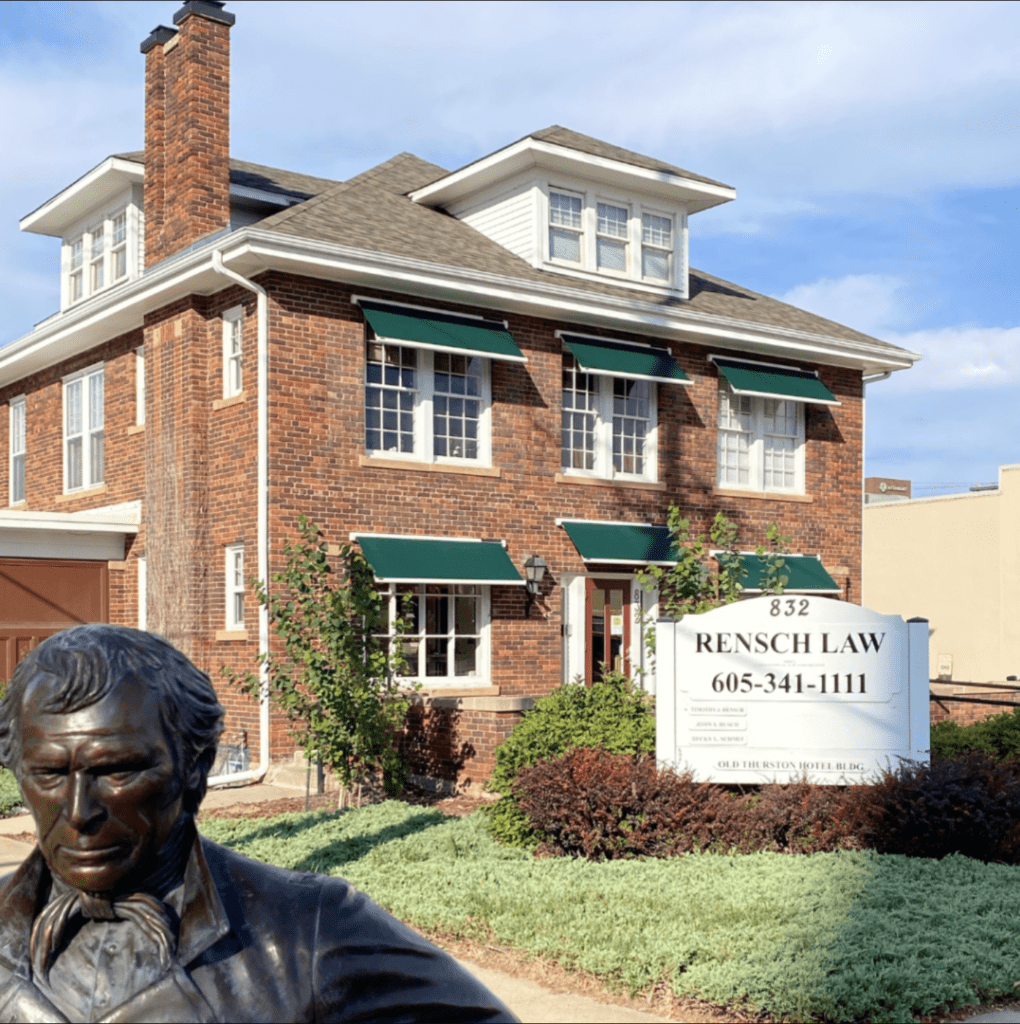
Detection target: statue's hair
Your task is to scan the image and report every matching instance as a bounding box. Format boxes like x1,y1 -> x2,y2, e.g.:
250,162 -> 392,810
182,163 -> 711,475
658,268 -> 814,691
0,625 -> 224,814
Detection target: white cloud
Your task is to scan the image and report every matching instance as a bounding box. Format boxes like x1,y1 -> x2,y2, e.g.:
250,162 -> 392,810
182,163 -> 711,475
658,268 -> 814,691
881,324 -> 1020,392
775,274 -> 909,336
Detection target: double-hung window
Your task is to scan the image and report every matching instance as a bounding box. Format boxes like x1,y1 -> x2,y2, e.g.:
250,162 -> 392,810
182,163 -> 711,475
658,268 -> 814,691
223,307 -> 244,398
63,365 -> 104,492
9,398 -> 25,505
379,583 -> 488,685
111,213 -> 128,281
89,225 -> 105,292
549,190 -> 583,263
64,207 -> 132,307
596,202 -> 628,273
559,334 -> 691,484
360,299 -> 526,466
225,545 -> 245,629
69,239 -> 84,303
641,213 -> 673,281
713,356 -> 840,495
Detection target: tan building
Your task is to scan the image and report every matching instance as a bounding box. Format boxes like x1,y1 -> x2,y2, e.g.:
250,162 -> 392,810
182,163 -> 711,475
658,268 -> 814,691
864,463 -> 1020,685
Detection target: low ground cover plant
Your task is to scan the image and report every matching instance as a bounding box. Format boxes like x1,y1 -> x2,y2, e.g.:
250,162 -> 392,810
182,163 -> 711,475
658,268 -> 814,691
200,800 -> 1020,1023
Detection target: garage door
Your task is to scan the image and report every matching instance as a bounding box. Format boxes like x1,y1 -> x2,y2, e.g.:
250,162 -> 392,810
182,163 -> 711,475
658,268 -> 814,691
0,558 -> 109,682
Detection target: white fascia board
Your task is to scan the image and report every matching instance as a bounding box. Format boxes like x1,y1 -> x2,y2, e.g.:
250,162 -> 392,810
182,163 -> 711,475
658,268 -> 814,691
20,157 -> 145,237
409,138 -> 736,213
0,226 -> 921,389
0,508 -> 139,534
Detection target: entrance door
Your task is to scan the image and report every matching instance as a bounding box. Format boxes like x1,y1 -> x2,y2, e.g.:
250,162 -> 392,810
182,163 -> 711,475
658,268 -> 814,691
585,578 -> 630,684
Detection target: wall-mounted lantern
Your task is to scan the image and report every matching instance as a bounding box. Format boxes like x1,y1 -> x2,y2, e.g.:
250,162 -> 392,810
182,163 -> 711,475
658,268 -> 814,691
523,554 -> 547,617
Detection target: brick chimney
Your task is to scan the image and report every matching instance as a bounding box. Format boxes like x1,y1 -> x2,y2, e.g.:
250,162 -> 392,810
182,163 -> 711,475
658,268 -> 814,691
140,1 -> 235,268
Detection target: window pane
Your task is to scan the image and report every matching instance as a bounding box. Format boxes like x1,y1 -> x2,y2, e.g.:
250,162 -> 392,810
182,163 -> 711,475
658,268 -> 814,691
12,403 -> 25,455
434,354 -> 482,459
12,454 -> 24,503
425,637 -> 448,677
71,239 -> 83,270
597,203 -> 628,238
613,378 -> 649,476
454,637 -> 478,676
66,380 -> 81,435
561,354 -> 597,471
642,247 -> 669,280
90,430 -> 104,485
89,372 -> 104,430
550,228 -> 580,262
114,247 -> 127,280
549,191 -> 582,229
642,214 -> 672,247
67,437 -> 82,490
91,227 -> 104,259
112,213 -> 127,246
233,592 -> 244,627
597,237 -> 626,271
365,342 -> 416,454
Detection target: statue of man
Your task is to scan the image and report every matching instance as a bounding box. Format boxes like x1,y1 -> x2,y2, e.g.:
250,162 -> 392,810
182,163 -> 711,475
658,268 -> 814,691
0,624 -> 517,1023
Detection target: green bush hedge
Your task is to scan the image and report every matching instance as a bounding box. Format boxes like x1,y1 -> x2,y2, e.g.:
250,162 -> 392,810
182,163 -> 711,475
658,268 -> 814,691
484,675 -> 655,847
931,706 -> 1020,762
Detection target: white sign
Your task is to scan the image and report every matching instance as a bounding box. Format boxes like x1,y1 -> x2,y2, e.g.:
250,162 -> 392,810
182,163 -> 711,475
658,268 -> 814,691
655,596 -> 929,784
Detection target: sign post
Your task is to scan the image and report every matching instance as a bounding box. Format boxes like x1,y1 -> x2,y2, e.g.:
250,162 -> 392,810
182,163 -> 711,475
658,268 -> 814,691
655,597 -> 929,784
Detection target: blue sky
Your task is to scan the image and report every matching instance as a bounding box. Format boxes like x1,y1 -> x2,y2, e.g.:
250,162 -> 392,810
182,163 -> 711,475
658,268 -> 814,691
1,0 -> 1017,494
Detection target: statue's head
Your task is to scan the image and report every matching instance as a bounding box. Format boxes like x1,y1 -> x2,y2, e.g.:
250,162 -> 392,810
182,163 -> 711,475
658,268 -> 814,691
0,625 -> 223,894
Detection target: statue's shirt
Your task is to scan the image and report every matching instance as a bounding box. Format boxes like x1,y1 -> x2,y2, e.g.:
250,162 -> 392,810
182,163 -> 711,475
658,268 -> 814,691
37,881 -> 185,1023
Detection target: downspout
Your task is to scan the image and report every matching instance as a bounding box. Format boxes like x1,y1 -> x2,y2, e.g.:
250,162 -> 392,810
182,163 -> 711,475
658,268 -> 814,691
206,250 -> 270,786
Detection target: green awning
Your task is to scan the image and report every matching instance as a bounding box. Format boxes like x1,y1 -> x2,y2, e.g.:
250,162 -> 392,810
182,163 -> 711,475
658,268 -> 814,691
725,554 -> 841,593
713,357 -> 839,405
355,535 -> 524,585
561,335 -> 691,385
361,300 -> 526,363
560,521 -> 677,565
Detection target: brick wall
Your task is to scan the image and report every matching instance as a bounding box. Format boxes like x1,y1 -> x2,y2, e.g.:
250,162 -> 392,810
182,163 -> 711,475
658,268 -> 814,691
0,269 -> 864,786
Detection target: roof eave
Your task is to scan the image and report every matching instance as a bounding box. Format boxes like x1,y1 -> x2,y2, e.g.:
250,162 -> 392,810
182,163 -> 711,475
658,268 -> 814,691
408,138 -> 736,213
20,156 -> 145,237
0,226 -> 920,390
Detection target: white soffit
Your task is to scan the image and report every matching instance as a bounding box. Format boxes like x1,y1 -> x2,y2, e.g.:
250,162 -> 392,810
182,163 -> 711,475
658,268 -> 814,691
0,506 -> 139,561
20,157 -> 145,238
409,138 -> 737,214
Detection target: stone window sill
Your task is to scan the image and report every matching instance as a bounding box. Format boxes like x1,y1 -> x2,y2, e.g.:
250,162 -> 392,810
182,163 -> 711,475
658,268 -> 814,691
555,472 -> 666,492
713,488 -> 814,504
359,455 -> 501,478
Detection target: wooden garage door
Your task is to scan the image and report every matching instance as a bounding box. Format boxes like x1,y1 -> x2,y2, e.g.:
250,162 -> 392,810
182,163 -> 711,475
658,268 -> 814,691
0,558 -> 109,682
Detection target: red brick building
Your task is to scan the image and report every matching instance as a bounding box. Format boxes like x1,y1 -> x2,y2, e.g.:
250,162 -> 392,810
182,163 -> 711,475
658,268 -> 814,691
0,1 -> 918,788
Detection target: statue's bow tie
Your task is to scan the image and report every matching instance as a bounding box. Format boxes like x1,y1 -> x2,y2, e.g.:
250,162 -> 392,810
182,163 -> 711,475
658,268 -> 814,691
30,888 -> 177,982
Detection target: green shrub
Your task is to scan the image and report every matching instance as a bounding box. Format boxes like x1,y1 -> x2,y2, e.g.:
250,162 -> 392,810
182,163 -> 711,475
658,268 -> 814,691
484,673 -> 654,847
931,707 -> 1020,762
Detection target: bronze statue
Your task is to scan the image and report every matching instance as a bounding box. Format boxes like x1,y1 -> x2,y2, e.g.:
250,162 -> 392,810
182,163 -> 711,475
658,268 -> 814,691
0,624 -> 517,1023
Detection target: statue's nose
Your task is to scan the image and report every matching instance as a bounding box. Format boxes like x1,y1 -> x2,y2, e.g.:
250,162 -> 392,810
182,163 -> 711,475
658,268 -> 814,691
66,772 -> 105,831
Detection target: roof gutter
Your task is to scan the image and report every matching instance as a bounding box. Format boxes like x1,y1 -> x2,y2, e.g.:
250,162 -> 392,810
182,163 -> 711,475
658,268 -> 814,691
205,250 -> 270,788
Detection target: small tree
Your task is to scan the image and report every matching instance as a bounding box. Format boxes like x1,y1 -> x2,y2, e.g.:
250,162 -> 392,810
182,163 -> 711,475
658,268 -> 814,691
223,515 -> 415,804
637,509 -> 790,652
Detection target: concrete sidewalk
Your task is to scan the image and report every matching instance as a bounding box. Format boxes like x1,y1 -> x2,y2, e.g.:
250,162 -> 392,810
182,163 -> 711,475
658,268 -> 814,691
1,785 -> 1016,1023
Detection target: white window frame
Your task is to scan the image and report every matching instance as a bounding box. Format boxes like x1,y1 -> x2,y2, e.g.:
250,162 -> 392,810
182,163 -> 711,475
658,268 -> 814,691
378,582 -> 491,689
9,397 -> 25,506
595,198 -> 630,276
222,306 -> 244,399
541,182 -> 684,293
225,545 -> 245,630
62,364 -> 104,494
561,353 -> 658,483
364,341 -> 493,467
716,380 -> 806,494
135,346 -> 145,426
62,202 -> 135,309
548,188 -> 584,266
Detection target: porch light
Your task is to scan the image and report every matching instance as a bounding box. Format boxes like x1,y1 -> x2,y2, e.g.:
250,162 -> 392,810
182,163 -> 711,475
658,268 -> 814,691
523,554 -> 547,617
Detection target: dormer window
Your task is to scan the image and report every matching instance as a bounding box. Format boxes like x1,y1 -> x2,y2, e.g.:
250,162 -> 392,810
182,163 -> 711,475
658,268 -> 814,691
549,190 -> 582,262
69,239 -> 84,302
596,202 -> 628,272
63,206 -> 135,308
642,213 -> 672,281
